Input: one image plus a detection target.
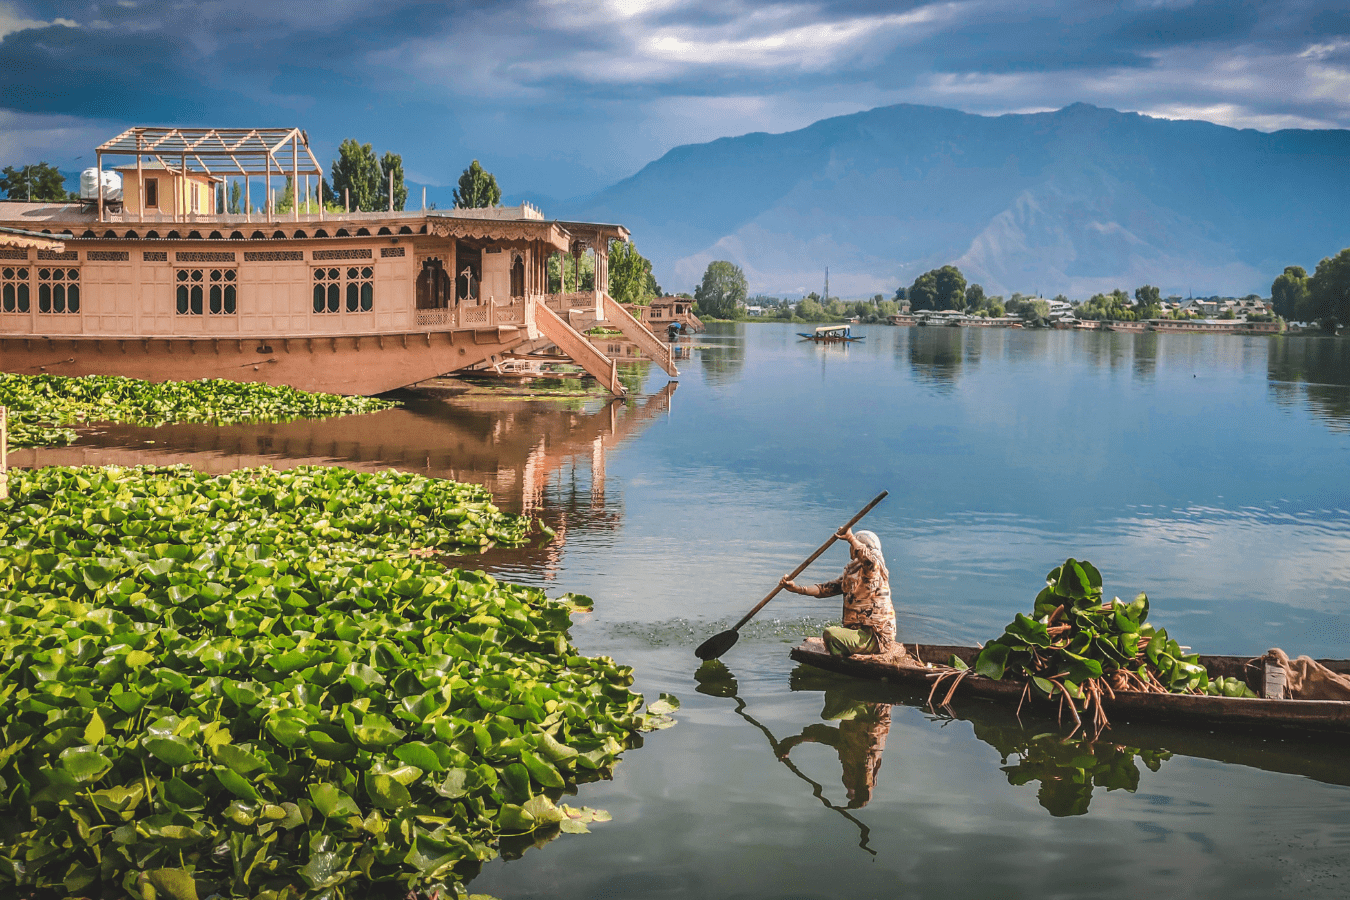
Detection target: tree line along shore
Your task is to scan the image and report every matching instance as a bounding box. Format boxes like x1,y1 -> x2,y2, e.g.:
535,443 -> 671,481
679,248 -> 1350,332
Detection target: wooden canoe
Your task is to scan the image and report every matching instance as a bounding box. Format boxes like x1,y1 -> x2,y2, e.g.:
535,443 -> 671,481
798,325 -> 864,342
789,638 -> 1350,737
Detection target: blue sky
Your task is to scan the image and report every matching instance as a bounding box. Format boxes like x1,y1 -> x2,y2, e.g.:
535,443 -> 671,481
2,0 -> 1349,201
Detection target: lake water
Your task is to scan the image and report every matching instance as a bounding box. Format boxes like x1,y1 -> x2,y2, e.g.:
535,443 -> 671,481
23,323 -> 1350,899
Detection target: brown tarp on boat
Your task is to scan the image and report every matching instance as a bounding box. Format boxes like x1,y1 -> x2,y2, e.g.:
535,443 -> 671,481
1267,649 -> 1350,701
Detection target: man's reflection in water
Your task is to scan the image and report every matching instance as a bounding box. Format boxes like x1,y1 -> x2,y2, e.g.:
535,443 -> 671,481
776,694 -> 891,809
695,660 -> 888,852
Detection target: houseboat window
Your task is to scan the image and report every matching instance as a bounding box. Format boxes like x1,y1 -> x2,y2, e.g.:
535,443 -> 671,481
176,268 -> 236,315
1,267 -> 31,313
208,269 -> 237,314
314,266 -> 372,314
145,178 -> 159,208
37,268 -> 79,314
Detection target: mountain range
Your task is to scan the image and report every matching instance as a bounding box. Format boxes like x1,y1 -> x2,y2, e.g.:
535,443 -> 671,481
555,103 -> 1350,300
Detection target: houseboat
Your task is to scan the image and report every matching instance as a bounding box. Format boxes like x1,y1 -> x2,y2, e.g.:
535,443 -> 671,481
0,126 -> 677,396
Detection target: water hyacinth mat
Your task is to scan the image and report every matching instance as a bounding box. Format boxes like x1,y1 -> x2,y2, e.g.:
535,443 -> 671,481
0,372 -> 395,449
0,465 -> 677,900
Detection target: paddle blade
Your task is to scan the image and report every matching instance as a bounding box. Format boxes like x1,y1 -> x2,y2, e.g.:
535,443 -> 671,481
695,629 -> 739,661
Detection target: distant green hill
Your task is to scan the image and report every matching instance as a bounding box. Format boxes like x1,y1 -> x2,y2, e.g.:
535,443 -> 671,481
561,103 -> 1350,299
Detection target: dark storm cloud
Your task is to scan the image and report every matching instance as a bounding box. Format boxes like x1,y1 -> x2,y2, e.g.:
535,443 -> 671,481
1,0 -> 1348,193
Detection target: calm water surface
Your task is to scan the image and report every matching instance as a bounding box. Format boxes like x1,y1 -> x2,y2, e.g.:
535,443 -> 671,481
24,323 -> 1350,899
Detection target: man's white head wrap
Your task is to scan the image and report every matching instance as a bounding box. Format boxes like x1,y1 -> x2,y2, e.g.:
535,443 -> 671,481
851,530 -> 888,580
854,530 -> 882,553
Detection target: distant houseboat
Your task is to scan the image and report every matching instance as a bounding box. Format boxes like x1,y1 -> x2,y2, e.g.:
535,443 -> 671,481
0,126 -> 677,396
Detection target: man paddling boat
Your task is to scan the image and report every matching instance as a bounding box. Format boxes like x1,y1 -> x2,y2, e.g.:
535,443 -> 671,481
781,528 -> 898,657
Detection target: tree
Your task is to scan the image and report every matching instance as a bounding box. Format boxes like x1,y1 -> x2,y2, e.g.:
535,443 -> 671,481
329,139 -> 381,211
797,296 -> 825,320
547,252 -> 593,293
694,261 -> 748,319
228,181 -> 243,215
1134,284 -> 1162,318
909,272 -> 938,311
1271,265 -> 1312,322
934,266 -> 967,310
965,283 -> 986,312
909,265 -> 967,311
379,152 -> 407,211
1007,295 -> 1050,322
608,239 -> 655,305
1308,249 -> 1350,328
275,175 -> 295,214
453,160 -> 500,209
0,163 -> 71,201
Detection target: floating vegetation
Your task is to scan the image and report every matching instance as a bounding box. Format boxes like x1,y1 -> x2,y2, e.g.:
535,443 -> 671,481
938,558 -> 1218,736
0,373 -> 395,449
0,465 -> 668,899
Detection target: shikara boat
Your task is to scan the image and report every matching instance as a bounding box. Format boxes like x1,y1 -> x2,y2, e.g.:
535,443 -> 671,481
798,324 -> 864,342
790,638 -> 1350,736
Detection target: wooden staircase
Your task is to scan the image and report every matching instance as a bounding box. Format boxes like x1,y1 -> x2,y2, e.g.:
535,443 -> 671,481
533,303 -> 625,396
600,294 -> 679,378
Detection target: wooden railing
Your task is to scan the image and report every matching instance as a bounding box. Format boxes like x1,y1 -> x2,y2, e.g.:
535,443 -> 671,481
414,300 -> 530,330
415,308 -> 455,328
543,291 -> 601,314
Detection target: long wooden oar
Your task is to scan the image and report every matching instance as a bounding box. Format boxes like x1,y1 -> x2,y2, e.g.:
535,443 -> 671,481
695,490 -> 888,660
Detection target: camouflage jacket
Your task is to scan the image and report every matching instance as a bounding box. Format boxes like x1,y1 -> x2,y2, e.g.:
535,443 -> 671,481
811,544 -> 896,651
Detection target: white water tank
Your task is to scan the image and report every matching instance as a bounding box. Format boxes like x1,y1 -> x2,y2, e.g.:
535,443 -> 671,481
80,168 -> 122,201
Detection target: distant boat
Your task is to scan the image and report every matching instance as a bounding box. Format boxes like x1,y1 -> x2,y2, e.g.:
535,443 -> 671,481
798,324 -> 864,342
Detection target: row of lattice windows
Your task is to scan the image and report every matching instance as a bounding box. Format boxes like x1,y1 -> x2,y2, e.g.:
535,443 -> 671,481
175,268 -> 237,316
313,266 -> 374,314
3,264 -> 378,317
1,267 -> 81,314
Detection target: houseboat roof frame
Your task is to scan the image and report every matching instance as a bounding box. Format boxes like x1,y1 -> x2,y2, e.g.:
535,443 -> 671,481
95,126 -> 323,179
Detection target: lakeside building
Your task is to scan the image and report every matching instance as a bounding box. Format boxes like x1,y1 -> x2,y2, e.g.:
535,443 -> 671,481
0,126 -> 677,396
637,296 -> 704,334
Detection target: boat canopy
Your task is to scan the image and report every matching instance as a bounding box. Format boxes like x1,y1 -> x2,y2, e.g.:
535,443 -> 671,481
814,325 -> 850,335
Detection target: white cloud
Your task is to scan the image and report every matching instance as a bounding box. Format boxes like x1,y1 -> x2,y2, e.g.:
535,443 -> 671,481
910,43 -> 1350,132
0,2 -> 75,38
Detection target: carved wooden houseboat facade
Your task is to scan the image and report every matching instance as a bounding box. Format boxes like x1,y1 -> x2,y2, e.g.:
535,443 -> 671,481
0,127 -> 676,396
